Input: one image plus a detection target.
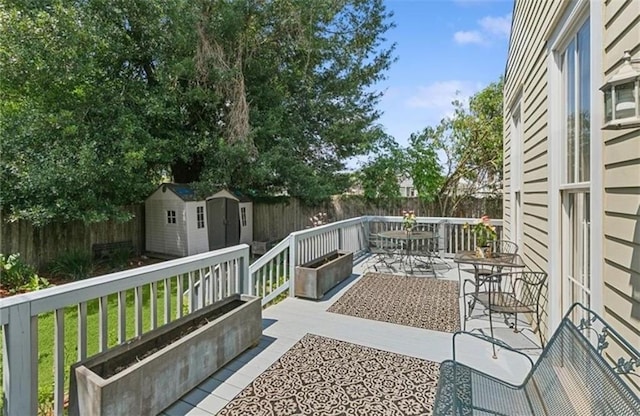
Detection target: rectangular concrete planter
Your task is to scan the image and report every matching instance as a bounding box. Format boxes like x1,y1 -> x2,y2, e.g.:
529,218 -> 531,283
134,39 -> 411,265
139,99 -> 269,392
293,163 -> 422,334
295,250 -> 353,300
69,294 -> 262,416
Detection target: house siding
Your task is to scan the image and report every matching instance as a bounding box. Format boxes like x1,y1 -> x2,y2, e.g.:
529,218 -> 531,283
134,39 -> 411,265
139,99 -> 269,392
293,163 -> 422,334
504,0 -> 562,338
506,0 -> 640,348
602,0 -> 640,349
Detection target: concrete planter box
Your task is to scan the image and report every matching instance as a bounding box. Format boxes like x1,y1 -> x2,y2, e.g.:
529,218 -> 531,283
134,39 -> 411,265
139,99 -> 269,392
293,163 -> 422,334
69,294 -> 262,416
295,250 -> 353,300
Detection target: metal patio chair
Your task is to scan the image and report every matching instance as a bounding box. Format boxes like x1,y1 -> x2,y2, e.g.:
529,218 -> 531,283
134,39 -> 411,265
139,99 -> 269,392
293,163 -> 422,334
368,232 -> 404,273
463,269 -> 548,357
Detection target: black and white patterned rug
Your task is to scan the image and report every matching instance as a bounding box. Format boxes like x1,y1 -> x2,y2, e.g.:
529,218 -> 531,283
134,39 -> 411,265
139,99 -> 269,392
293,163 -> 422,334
218,334 -> 441,416
327,273 -> 460,333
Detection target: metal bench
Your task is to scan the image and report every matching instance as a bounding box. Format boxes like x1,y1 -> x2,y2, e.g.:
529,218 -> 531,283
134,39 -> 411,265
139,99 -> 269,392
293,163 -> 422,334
434,303 -> 640,415
91,240 -> 134,261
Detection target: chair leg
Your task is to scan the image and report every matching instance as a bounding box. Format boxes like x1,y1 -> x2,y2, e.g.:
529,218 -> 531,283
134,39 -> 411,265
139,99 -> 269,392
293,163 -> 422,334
489,308 -> 497,359
462,293 -> 468,331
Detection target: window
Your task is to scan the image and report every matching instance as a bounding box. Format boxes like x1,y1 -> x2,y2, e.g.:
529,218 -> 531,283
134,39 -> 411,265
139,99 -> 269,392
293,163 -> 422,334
564,20 -> 590,184
240,207 -> 247,227
196,206 -> 205,229
167,210 -> 176,224
561,18 -> 591,314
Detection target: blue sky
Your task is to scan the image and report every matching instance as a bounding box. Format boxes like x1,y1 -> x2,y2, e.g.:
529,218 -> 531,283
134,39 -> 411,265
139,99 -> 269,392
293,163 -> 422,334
373,0 -> 513,149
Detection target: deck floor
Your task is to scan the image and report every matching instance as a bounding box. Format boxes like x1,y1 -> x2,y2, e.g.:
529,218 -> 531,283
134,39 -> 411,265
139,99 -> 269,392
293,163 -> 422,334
162,256 -> 541,415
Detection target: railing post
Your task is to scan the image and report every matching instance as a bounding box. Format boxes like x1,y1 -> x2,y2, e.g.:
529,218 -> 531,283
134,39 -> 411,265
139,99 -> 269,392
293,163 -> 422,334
239,245 -> 251,295
338,227 -> 343,251
289,234 -> 298,297
439,220 -> 448,258
3,303 -> 38,415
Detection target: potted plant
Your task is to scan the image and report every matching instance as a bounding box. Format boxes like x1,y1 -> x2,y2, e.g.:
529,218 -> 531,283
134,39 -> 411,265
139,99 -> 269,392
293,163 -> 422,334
402,210 -> 417,233
464,215 -> 497,257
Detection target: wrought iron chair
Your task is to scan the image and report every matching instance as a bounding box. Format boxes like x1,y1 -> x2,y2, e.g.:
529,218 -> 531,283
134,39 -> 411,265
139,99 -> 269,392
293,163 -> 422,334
474,239 -> 519,278
463,269 -> 548,357
410,223 -> 439,271
434,303 -> 640,415
368,233 -> 404,273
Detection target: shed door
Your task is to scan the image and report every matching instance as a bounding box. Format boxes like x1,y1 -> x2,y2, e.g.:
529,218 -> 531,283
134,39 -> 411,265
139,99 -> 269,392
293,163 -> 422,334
207,198 -> 226,250
225,198 -> 240,246
206,197 -> 240,250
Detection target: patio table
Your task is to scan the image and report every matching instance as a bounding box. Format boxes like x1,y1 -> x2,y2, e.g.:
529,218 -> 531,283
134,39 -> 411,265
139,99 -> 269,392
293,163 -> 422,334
454,250 -> 526,313
379,230 -> 437,274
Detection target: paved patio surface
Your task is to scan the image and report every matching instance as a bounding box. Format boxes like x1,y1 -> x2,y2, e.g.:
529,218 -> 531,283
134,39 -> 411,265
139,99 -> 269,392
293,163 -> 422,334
162,255 -> 542,415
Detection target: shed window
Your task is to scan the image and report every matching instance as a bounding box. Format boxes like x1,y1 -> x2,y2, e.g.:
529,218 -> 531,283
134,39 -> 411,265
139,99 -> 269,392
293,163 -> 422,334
241,207 -> 247,227
167,210 -> 176,224
196,206 -> 205,229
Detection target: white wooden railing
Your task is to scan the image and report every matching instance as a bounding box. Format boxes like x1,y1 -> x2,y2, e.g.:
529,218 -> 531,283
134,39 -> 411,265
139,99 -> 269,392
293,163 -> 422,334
0,245 -> 249,416
0,215 -> 502,414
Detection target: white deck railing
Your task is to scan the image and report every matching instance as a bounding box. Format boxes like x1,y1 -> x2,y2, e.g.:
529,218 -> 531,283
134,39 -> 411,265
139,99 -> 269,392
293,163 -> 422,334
0,215 -> 502,414
0,245 -> 250,416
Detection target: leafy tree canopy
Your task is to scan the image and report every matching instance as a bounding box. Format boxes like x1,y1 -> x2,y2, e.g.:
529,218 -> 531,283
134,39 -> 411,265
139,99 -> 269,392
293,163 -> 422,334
408,78 -> 504,215
0,0 -> 395,224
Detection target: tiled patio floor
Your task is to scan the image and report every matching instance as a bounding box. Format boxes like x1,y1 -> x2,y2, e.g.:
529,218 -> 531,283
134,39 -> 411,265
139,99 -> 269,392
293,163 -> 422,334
162,256 -> 542,415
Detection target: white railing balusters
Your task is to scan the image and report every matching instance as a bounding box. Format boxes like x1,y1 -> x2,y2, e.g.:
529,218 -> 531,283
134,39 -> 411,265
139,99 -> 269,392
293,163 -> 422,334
150,282 -> 158,330
78,302 -> 88,360
54,308 -> 65,416
134,286 -> 143,337
99,296 -> 108,352
163,278 -> 171,325
176,274 -> 184,319
118,291 -> 126,343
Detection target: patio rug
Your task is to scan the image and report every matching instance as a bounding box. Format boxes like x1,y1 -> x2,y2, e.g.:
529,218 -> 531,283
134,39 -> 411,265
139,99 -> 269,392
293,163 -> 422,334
218,334 -> 441,416
327,273 -> 460,333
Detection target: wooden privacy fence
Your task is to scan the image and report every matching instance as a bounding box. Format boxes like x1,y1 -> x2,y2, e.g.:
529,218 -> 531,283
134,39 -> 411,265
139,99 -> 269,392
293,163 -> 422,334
0,195 -> 502,268
0,206 -> 144,268
252,195 -> 502,243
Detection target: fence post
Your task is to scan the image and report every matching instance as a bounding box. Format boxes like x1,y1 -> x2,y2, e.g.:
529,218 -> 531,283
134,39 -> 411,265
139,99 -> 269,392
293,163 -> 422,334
288,234 -> 298,297
338,227 -> 343,251
2,303 -> 38,415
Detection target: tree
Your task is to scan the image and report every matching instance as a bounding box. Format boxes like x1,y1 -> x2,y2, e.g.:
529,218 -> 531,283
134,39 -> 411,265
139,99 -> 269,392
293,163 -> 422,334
188,0 -> 396,204
0,0 -> 396,224
408,78 -> 504,215
358,135 -> 406,202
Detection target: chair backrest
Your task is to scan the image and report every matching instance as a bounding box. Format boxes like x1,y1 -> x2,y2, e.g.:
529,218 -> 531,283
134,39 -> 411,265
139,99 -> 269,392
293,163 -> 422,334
524,303 -> 640,415
491,239 -> 518,255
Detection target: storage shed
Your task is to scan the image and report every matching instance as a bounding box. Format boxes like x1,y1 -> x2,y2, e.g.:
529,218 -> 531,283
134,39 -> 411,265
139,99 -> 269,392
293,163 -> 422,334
145,184 -> 253,257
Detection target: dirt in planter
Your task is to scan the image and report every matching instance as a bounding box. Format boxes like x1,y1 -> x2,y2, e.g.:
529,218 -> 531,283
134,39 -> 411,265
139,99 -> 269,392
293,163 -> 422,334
95,299 -> 245,379
305,252 -> 345,269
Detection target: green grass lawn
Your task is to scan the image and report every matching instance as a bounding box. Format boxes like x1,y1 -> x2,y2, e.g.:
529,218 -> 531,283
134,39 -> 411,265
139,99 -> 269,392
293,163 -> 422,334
1,280 -> 184,414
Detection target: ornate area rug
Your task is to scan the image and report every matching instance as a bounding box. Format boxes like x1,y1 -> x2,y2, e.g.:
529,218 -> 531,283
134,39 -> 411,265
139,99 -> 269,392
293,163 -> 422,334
218,334 -> 440,416
327,273 -> 460,333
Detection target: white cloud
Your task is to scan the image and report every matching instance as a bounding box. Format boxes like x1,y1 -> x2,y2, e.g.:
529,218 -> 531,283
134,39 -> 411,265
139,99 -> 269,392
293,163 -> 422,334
406,80 -> 482,118
453,30 -> 486,45
479,15 -> 511,37
453,13 -> 512,46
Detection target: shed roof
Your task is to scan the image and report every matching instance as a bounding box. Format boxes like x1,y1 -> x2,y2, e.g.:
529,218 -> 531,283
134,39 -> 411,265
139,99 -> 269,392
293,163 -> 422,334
161,183 -> 199,202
